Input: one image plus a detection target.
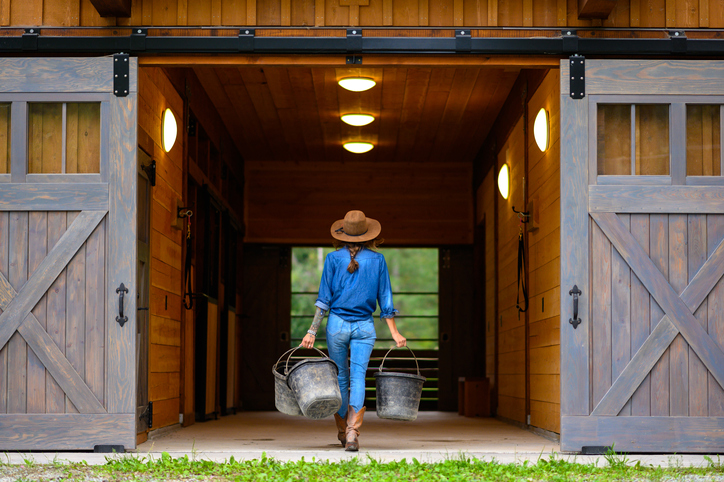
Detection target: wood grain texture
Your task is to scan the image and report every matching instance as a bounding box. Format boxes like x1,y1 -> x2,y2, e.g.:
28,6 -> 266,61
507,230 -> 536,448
0,58 -> 131,94
559,58 -> 590,418
45,212 -> 67,413
592,221 -> 612,409
0,183 -> 109,211
592,212 -> 724,396
105,85 -> 137,415
26,212 -> 46,414
590,186 -> 724,213
8,212 -> 28,413
562,416 -> 724,452
650,214 -> 670,416
708,215 -> 724,416
688,214 -> 708,416
629,214 -> 651,416
0,413 -> 134,450
0,212 -> 7,413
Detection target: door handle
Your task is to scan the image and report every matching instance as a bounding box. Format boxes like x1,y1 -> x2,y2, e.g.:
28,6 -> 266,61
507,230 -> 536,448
569,285 -> 582,329
116,283 -> 128,327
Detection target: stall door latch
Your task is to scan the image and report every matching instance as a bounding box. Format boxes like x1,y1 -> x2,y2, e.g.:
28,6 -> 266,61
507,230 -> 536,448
569,55 -> 585,99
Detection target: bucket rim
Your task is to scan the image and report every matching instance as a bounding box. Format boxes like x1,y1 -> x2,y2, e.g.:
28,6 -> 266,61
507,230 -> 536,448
286,357 -> 339,382
374,371 -> 426,382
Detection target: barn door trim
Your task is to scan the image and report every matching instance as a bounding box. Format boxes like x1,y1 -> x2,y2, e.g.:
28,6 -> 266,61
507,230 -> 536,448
0,210 -> 107,414
590,212 -> 724,416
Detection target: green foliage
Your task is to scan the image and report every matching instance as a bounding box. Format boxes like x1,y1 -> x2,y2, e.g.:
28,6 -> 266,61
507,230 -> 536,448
291,247 -> 439,350
6,452 -> 719,481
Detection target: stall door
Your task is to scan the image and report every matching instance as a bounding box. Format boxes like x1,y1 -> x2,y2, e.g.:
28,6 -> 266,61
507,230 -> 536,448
0,58 -> 137,450
561,59 -> 724,452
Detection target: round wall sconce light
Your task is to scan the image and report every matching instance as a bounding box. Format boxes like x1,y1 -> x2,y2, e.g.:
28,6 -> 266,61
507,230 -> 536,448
162,108 -> 178,153
343,142 -> 374,154
498,163 -> 510,200
341,114 -> 375,126
338,77 -> 376,92
534,108 -> 549,152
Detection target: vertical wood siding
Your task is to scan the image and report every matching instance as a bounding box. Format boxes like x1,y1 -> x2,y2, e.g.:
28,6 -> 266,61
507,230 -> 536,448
2,0 -> 724,27
526,70 -> 560,433
138,67 -> 184,431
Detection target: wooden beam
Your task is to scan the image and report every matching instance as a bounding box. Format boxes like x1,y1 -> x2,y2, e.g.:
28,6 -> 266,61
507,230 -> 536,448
578,0 -> 617,19
89,0 -> 131,17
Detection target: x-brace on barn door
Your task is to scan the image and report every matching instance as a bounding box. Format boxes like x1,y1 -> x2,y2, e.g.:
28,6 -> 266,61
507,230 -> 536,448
561,59 -> 724,452
0,58 -> 137,450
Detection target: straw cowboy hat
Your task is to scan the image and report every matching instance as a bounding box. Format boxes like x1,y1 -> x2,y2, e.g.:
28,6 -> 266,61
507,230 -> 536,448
330,210 -> 381,243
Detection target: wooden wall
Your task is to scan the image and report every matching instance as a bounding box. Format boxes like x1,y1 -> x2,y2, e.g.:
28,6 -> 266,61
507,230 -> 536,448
244,160 -> 473,246
477,68 -> 560,433
526,70 -> 560,434
138,67 -> 185,434
3,0 -> 724,28
495,116 -> 527,425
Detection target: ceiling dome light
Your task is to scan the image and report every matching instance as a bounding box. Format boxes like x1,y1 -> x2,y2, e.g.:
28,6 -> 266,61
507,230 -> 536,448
162,108 -> 178,153
338,77 -> 376,92
341,114 -> 375,126
534,108 -> 549,152
498,163 -> 510,200
343,142 -> 374,154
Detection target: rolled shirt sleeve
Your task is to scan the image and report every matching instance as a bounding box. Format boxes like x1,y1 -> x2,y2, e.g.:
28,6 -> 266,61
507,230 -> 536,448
377,256 -> 399,319
315,253 -> 334,311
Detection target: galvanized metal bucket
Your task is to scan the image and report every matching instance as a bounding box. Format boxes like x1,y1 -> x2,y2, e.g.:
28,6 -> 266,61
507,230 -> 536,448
272,348 -> 303,416
285,347 -> 342,420
374,346 -> 426,421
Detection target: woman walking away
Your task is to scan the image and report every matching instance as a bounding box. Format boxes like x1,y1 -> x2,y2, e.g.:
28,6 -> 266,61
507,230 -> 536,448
301,210 -> 406,452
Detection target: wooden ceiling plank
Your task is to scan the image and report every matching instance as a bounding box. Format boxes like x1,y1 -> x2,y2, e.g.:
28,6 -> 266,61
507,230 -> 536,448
578,0 -> 618,19
313,68 -> 343,163
263,67 -> 309,162
377,68 -> 408,160
288,68 -> 326,163
191,67 -> 250,159
238,67 -> 290,161
408,68 -> 456,163
428,67 -> 480,162
394,67 -> 432,163
140,55 -> 559,68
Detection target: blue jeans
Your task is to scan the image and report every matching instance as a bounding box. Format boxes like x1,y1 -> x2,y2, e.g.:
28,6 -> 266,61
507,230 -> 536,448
326,313 -> 376,417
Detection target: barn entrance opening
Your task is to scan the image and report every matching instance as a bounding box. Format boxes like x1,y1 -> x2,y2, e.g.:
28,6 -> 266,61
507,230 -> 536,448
136,58 -> 560,442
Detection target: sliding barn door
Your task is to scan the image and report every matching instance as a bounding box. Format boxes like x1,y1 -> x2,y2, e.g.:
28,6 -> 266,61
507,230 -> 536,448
0,58 -> 137,450
561,60 -> 724,452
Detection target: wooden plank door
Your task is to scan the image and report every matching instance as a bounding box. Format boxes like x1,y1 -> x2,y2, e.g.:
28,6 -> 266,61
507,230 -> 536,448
0,58 -> 137,450
561,59 -> 724,452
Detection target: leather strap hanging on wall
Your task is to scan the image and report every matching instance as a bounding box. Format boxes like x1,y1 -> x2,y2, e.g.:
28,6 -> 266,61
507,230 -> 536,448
181,208 -> 194,310
513,206 -> 529,320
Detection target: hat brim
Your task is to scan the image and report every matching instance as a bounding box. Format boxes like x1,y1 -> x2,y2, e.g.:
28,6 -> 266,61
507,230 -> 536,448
330,217 -> 382,243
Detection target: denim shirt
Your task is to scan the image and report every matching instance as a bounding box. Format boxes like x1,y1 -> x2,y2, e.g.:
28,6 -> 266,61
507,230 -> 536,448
315,247 -> 398,322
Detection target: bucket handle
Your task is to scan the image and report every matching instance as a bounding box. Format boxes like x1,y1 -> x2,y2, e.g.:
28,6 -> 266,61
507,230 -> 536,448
378,345 -> 421,377
278,346 -> 330,375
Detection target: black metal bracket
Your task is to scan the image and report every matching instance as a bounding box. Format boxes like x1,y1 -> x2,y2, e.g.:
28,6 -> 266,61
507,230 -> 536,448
569,54 -> 585,99
140,401 -> 153,429
581,445 -> 613,455
347,28 -> 362,52
512,206 -> 530,223
113,53 -> 130,97
22,28 -> 38,51
141,159 -> 156,187
116,282 -> 129,327
94,445 -> 125,453
456,30 -> 472,52
130,28 -> 147,51
239,28 -> 255,52
670,30 -> 687,53
562,29 -> 578,53
346,55 -> 362,64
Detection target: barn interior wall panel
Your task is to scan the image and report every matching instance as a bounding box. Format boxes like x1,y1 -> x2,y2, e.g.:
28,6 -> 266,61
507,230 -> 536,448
244,161 -> 474,246
2,0 -> 723,27
525,70 -> 561,434
139,67 -> 185,432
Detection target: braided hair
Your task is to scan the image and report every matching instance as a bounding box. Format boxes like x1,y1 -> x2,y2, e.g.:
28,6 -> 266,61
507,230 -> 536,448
332,238 -> 384,273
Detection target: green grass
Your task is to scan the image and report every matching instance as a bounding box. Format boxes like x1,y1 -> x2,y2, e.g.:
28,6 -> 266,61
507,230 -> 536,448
4,451 -> 723,481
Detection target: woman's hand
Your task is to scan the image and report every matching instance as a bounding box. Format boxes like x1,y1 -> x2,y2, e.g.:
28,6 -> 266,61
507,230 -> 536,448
301,333 -> 316,349
392,332 -> 406,347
